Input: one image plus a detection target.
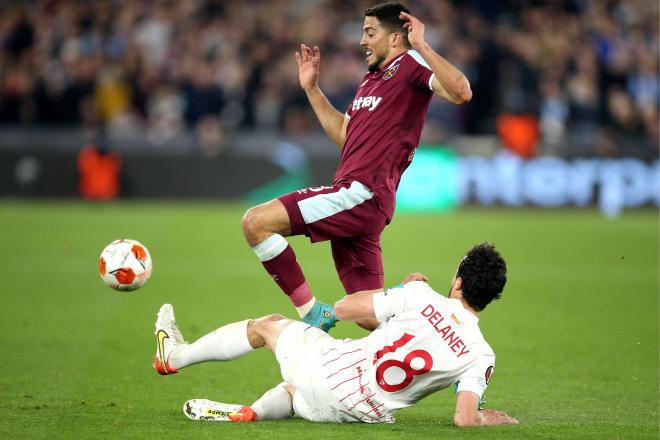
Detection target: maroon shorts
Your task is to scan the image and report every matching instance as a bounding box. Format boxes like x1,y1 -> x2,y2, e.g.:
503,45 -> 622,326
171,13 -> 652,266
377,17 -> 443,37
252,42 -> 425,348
278,181 -> 387,294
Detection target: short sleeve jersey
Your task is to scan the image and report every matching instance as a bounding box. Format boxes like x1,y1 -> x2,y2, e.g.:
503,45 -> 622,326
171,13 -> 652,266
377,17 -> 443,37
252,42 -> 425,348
333,50 -> 435,222
320,281 -> 494,423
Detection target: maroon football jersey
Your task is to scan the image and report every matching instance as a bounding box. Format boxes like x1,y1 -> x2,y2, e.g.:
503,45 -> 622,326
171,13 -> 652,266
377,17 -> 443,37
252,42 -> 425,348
333,50 -> 435,222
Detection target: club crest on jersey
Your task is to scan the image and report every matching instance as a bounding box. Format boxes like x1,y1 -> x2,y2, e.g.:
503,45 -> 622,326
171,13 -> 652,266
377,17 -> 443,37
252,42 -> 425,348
383,64 -> 399,80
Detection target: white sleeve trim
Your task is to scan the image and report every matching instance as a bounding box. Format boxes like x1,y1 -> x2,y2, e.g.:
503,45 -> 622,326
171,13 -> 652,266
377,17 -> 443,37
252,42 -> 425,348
408,50 -> 434,91
344,112 -> 351,119
407,49 -> 431,69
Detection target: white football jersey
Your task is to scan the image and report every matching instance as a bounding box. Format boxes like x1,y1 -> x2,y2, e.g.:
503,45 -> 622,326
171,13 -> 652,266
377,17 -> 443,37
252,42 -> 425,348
319,281 -> 495,423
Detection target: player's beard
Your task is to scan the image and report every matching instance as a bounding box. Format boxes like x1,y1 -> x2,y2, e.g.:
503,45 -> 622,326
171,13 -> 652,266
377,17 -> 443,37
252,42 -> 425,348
368,54 -> 386,73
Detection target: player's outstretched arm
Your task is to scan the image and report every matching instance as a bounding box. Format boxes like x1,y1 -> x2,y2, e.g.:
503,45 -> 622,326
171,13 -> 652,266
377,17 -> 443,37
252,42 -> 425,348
295,44 -> 348,150
454,391 -> 519,427
333,291 -> 379,322
400,12 -> 472,105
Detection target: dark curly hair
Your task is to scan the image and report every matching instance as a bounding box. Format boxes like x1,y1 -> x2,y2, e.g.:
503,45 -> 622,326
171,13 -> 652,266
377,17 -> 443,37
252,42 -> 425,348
364,2 -> 411,48
457,243 -> 507,311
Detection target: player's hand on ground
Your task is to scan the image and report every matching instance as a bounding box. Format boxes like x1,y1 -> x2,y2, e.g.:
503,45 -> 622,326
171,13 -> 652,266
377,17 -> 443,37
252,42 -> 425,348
402,272 -> 429,284
295,44 -> 320,92
481,408 -> 519,425
400,12 -> 425,50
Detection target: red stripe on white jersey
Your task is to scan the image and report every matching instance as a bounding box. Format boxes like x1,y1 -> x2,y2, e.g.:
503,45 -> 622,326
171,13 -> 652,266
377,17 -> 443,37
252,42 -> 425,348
321,347 -> 338,356
361,403 -> 385,416
349,392 -> 376,410
331,374 -> 360,391
326,358 -> 366,379
321,338 -> 359,357
322,348 -> 362,367
338,382 -> 370,403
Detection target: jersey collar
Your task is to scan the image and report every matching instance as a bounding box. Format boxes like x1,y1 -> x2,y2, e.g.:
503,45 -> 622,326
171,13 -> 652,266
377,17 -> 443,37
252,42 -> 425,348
371,50 -> 407,77
384,52 -> 406,71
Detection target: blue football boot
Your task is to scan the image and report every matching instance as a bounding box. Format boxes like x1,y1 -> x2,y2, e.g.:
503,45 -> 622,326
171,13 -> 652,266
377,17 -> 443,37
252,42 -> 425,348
302,300 -> 339,332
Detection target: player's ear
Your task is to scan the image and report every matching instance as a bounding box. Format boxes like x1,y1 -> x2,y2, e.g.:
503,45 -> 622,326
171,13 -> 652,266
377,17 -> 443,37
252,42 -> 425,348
454,277 -> 463,291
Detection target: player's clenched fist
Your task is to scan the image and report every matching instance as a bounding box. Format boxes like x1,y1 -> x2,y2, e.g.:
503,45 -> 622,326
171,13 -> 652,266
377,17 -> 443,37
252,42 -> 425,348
295,44 -> 321,92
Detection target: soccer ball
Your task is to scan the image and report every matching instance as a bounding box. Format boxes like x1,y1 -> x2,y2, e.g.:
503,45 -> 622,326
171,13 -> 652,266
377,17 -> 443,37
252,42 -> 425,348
99,239 -> 152,291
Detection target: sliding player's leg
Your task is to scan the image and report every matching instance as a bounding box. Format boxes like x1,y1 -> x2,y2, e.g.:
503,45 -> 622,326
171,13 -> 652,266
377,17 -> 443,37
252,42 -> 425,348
158,307 -> 350,423
183,382 -> 294,422
182,318 -> 357,423
153,304 -> 291,375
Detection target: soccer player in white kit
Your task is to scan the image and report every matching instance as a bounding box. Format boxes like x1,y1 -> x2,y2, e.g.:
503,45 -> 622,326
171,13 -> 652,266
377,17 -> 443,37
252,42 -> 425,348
153,243 -> 518,426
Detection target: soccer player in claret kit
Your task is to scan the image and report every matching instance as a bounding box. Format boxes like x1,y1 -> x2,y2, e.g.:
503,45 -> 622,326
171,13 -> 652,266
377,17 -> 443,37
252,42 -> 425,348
241,2 -> 473,331
153,243 -> 518,426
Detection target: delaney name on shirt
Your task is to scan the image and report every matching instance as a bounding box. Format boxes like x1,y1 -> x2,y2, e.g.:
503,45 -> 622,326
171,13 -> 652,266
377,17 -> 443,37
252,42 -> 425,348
421,304 -> 471,358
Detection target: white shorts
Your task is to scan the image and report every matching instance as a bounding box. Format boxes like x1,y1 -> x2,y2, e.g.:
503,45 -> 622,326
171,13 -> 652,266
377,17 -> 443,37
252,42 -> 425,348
275,321 -> 360,423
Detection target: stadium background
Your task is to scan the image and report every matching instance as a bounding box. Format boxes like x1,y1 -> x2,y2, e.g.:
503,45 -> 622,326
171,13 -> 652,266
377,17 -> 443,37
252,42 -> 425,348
0,0 -> 657,438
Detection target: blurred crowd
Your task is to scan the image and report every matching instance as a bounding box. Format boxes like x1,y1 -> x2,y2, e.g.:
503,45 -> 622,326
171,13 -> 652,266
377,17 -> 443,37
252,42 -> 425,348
0,0 -> 658,156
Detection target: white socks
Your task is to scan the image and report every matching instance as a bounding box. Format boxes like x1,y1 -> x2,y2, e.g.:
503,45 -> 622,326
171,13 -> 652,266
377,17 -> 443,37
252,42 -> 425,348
294,297 -> 316,318
250,383 -> 293,420
169,320 -> 254,370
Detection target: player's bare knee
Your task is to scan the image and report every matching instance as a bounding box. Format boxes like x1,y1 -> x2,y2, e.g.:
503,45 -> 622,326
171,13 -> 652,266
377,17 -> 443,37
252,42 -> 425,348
263,313 -> 287,322
243,205 -> 279,246
246,319 -> 267,348
249,315 -> 290,352
251,314 -> 287,332
241,207 -> 262,242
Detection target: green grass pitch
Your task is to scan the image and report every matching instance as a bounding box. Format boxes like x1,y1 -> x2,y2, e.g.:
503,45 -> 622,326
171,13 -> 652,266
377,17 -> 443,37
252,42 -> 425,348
0,202 -> 657,439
